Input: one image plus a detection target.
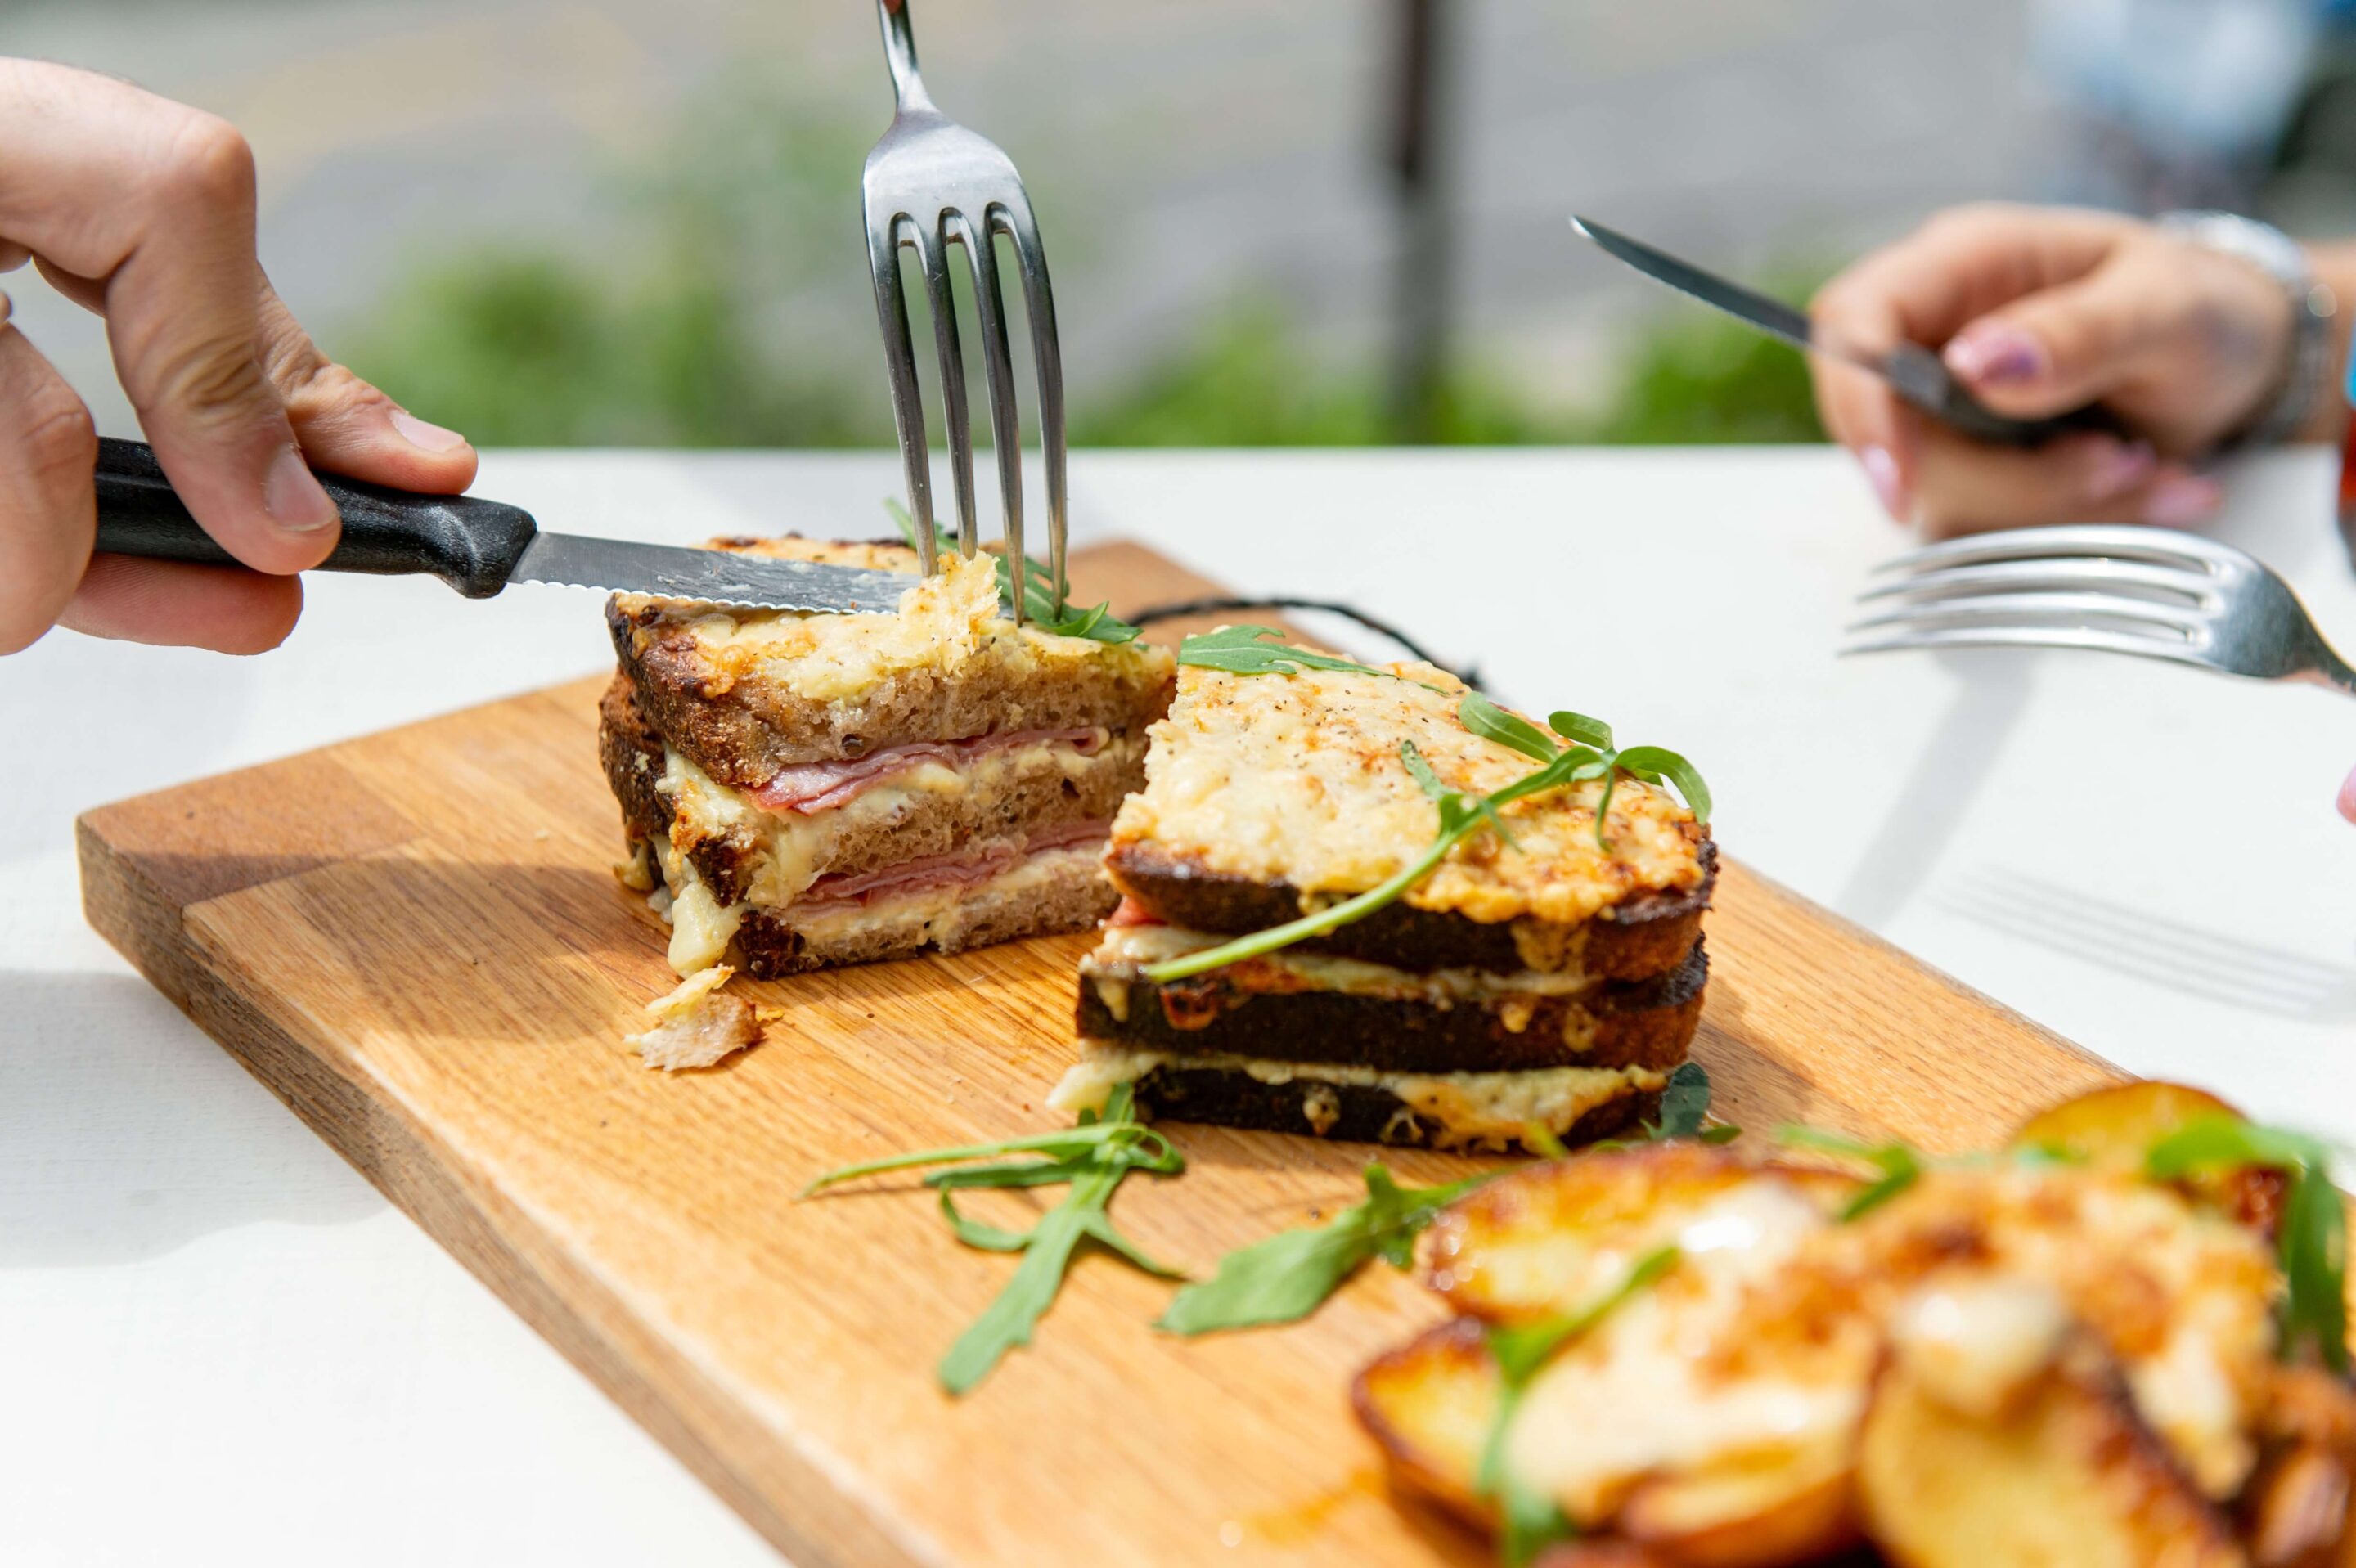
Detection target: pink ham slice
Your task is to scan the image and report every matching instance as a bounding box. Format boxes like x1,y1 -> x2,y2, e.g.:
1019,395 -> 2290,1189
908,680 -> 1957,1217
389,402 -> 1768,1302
751,728 -> 1104,815
788,819 -> 1112,913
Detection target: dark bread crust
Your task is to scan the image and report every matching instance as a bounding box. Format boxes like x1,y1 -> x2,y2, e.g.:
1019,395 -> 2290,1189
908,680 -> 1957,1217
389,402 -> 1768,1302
1077,940 -> 1706,1074
1104,837 -> 1715,982
1130,1070 -> 1659,1152
600,674 -> 1137,906
607,600 -> 1176,788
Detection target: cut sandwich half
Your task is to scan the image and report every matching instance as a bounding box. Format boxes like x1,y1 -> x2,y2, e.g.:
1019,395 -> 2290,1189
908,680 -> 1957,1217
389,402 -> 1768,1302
1057,646 -> 1713,1152
600,537 -> 1176,976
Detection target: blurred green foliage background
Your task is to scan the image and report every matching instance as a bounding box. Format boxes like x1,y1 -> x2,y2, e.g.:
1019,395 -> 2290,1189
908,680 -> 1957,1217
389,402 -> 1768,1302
342,82 -> 1827,449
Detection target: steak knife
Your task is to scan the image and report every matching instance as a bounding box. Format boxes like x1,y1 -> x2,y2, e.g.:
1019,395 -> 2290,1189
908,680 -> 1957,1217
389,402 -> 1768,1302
1570,215 -> 2119,448
91,437 -> 915,613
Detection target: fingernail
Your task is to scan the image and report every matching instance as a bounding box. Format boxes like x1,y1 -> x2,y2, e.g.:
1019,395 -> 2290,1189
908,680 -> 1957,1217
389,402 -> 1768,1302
391,408 -> 467,453
2339,766 -> 2356,824
2140,471 -> 2223,527
263,444 -> 339,534
1944,323 -> 2048,385
2086,439 -> 2157,500
1859,444 -> 1907,521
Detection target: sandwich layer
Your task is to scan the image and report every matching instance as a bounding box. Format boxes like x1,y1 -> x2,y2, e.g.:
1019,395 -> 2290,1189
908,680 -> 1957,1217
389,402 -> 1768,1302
1106,842 -> 1713,981
1053,1045 -> 1666,1153
1107,658 -> 1710,966
601,674 -> 1140,909
1076,924 -> 1707,1073
609,539 -> 1176,788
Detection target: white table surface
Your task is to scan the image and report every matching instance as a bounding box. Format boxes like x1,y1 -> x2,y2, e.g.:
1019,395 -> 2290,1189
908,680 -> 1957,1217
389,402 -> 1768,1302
6,446 -> 2354,1565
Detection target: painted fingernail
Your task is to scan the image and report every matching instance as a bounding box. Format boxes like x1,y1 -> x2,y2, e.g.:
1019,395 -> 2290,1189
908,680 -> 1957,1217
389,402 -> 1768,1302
1944,323 -> 2048,385
391,408 -> 467,453
2086,439 -> 2157,500
263,444 -> 339,534
2140,471 -> 2223,527
2338,766 -> 2356,824
1860,444 -> 1906,520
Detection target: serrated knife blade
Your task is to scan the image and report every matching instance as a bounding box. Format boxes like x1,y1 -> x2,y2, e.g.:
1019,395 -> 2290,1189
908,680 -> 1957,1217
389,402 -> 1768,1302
510,532 -> 915,613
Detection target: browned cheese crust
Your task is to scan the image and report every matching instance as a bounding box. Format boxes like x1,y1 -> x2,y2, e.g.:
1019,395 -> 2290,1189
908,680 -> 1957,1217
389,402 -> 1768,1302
605,536 -> 1175,787
1077,941 -> 1706,1074
1131,1072 -> 1658,1152
1105,838 -> 1715,981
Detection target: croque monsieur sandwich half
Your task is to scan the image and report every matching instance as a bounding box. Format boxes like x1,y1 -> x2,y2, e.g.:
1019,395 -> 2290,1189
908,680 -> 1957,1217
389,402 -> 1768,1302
1052,643 -> 1714,1152
600,537 -> 1175,977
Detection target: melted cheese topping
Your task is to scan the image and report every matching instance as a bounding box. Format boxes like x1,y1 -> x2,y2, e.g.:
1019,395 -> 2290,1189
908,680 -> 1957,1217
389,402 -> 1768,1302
614,540 -> 1167,703
1507,1181 -> 1850,1521
663,735 -> 1132,907
1050,1044 -> 1662,1151
1110,658 -> 1704,925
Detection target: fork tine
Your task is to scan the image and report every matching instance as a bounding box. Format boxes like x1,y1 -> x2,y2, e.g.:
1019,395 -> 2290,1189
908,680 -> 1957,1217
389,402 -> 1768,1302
1845,591 -> 2210,638
998,200 -> 1066,613
914,217 -> 979,560
1874,524 -> 2238,577
958,207 -> 1027,623
866,208 -> 935,576
1858,556 -> 2218,605
1838,624 -> 2218,668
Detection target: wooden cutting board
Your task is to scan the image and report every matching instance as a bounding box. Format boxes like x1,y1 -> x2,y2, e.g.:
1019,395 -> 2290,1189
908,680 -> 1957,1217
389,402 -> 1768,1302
78,541 -> 2122,1567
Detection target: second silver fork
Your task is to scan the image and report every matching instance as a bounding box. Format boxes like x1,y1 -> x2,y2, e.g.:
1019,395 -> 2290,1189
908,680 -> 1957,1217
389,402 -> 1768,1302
862,0 -> 1067,621
1843,524 -> 2356,695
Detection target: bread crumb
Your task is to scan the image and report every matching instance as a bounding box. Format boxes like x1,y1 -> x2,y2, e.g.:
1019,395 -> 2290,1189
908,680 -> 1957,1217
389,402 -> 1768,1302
627,965 -> 762,1072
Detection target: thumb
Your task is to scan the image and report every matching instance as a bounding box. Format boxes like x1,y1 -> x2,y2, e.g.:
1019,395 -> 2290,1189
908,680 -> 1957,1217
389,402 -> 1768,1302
1939,255 -> 2165,419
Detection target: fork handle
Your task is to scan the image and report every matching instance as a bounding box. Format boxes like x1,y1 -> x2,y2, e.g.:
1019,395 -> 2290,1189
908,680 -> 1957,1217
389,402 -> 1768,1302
875,0 -> 933,111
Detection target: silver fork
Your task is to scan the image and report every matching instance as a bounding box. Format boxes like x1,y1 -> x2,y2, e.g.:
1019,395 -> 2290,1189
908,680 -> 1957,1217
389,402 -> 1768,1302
1841,524 -> 2356,694
862,0 -> 1066,622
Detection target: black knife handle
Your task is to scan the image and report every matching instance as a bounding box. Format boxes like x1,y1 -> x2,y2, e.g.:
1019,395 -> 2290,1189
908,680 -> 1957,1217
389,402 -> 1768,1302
1880,343 -> 2125,448
92,437 -> 539,598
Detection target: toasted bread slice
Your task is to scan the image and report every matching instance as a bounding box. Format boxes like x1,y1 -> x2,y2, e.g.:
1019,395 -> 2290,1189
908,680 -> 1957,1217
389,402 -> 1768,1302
608,538 -> 1175,787
1104,657 -> 1711,976
1053,1044 -> 1664,1152
1073,923 -> 1706,1074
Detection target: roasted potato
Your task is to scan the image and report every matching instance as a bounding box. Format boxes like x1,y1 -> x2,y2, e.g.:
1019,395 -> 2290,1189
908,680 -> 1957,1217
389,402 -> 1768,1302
1419,1143 -> 1854,1323
2011,1081 -> 2285,1238
1615,1438 -> 1859,1567
1351,1317 -> 1503,1527
2243,1444 -> 2354,1567
1859,1337 -> 2247,1568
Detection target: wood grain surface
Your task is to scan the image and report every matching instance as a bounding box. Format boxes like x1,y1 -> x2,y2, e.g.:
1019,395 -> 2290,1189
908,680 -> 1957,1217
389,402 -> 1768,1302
77,541 -> 2124,1567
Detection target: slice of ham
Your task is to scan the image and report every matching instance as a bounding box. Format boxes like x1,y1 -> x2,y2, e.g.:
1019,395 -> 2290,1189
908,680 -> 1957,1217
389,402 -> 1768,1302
789,820 -> 1112,913
1105,896 -> 1164,928
752,728 -> 1104,815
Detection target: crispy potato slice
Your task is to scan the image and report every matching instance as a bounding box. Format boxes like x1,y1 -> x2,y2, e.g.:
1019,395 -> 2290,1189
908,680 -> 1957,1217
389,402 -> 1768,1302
1859,1340 -> 2247,1568
1615,1438 -> 1859,1567
2011,1081 -> 2285,1236
1419,1143 -> 1854,1323
1352,1317 -> 1501,1526
2244,1444 -> 2353,1568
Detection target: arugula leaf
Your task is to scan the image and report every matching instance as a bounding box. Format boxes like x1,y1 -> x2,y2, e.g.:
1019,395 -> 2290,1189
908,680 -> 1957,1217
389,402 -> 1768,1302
2147,1114 -> 2349,1373
803,1082 -> 1185,1394
885,498 -> 1138,643
1547,710 -> 1615,750
1460,691 -> 1562,763
1476,1245 -> 1681,1564
1647,1061 -> 1717,1140
1157,1164 -> 1495,1336
1177,625 -> 1403,681
1774,1125 -> 1922,1220
1613,744 -> 1712,824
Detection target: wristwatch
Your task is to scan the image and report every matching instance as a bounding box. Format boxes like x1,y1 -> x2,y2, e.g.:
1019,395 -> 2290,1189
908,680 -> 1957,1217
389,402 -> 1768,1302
2157,209 -> 2338,449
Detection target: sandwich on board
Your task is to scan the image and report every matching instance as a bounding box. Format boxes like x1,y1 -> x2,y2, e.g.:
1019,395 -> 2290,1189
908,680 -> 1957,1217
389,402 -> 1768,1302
1053,646 -> 1714,1152
600,536 -> 1175,979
